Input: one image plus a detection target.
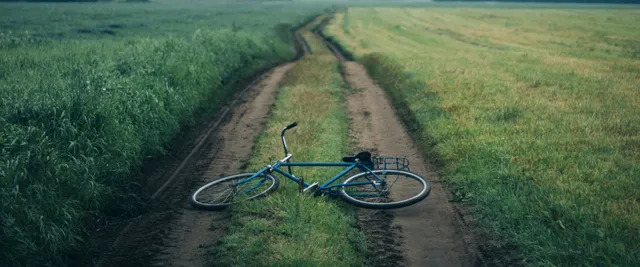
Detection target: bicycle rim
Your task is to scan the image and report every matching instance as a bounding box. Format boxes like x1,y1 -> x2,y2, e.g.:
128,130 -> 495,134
190,173 -> 278,210
339,170 -> 430,209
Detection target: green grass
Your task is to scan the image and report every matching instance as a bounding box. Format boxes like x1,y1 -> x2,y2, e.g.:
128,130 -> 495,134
0,1 -> 326,265
0,1 -> 321,41
209,17 -> 365,266
325,6 -> 640,266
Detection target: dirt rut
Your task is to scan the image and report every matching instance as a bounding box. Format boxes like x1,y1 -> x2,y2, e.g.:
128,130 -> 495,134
97,61 -> 295,266
156,62 -> 295,266
343,61 -> 475,266
314,31 -> 479,266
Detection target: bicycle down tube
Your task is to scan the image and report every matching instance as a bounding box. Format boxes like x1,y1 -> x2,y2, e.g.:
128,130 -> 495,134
237,160 -> 384,192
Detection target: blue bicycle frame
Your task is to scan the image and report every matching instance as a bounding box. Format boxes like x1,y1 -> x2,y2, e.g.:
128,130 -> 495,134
237,160 -> 385,195
235,121 -> 386,195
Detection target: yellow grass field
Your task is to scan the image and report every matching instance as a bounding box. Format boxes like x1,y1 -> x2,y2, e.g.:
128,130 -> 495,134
326,6 -> 640,265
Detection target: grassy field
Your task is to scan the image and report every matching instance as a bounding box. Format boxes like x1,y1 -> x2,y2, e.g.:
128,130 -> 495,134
0,1 -> 324,265
325,6 -> 640,265
209,17 -> 365,266
0,1 -> 318,40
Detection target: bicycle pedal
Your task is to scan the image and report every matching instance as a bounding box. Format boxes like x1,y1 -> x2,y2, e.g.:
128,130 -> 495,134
303,182 -> 319,193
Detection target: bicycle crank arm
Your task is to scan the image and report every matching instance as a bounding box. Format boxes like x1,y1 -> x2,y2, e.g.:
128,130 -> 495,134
303,182 -> 319,193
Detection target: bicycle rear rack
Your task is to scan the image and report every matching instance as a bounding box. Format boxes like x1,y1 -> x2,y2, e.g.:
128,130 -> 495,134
373,156 -> 410,171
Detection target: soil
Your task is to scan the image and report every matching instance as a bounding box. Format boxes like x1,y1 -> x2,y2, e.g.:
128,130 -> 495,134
96,57 -> 297,267
314,28 -> 482,266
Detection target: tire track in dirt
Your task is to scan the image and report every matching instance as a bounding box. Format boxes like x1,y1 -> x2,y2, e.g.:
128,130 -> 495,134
314,23 -> 480,266
152,61 -> 295,266
96,30 -> 305,266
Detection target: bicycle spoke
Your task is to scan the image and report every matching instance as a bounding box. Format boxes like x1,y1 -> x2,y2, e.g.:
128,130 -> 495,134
199,186 -> 232,203
386,173 -> 401,191
345,181 -> 385,202
219,187 -> 235,203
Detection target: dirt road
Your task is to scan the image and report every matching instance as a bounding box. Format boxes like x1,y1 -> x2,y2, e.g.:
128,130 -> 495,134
97,53 -> 297,267
98,17 -> 477,266
315,27 -> 480,266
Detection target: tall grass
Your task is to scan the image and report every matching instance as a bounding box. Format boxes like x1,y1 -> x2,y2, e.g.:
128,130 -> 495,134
209,18 -> 366,266
0,2 -> 323,265
325,6 -> 640,266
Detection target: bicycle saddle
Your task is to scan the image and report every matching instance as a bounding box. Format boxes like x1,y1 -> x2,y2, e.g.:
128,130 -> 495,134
342,151 -> 372,164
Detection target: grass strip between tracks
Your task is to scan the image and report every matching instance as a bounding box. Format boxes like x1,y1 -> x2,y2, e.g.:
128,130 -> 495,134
207,18 -> 366,266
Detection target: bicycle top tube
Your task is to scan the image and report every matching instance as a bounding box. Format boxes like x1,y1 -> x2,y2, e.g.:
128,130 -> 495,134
271,160 -> 382,190
236,152 -> 383,191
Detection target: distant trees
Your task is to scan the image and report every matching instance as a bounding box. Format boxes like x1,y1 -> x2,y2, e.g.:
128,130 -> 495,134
0,0 -> 150,2
0,0 -> 100,2
436,0 -> 640,3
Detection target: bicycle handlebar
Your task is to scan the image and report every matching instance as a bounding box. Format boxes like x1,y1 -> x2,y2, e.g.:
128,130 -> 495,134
281,122 -> 297,175
281,122 -> 297,156
284,121 -> 298,130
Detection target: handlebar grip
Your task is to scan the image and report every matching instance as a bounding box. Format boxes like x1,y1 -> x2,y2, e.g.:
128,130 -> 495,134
285,121 -> 298,130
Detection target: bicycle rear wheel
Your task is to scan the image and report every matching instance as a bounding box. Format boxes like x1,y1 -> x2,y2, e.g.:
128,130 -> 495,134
339,170 -> 430,209
190,172 -> 279,210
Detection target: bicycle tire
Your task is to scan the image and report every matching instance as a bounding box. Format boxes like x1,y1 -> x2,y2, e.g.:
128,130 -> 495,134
190,172 -> 279,211
339,170 -> 430,209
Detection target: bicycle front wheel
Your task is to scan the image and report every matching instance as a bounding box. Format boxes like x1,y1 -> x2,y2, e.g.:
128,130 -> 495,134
190,172 -> 279,211
339,170 -> 430,209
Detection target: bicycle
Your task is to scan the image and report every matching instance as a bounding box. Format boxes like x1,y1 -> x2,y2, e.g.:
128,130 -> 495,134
190,122 -> 431,210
